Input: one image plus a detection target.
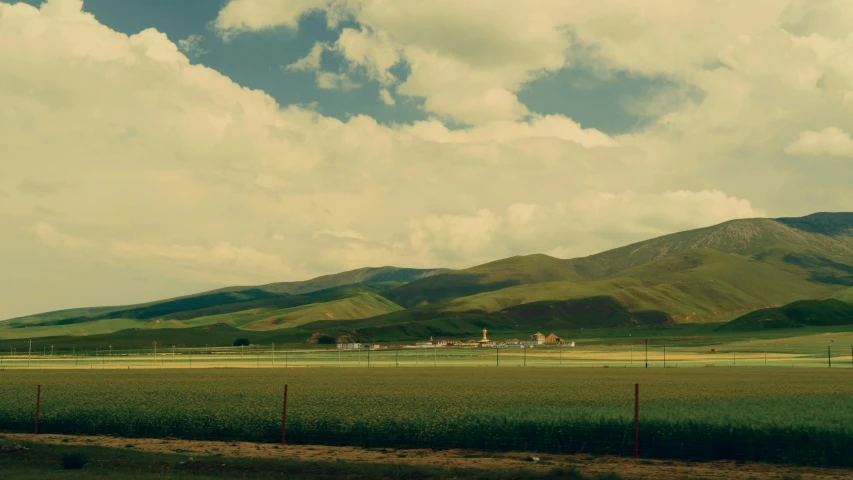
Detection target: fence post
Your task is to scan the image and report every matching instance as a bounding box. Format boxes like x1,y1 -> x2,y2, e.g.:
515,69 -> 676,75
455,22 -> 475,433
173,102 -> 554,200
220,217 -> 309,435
35,385 -> 41,435
828,346 -> 831,368
634,383 -> 639,458
281,384 -> 288,445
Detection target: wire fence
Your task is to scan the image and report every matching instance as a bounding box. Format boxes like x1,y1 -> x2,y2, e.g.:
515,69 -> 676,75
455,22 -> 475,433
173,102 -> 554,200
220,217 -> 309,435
1,343 -> 851,369
3,382 -> 851,467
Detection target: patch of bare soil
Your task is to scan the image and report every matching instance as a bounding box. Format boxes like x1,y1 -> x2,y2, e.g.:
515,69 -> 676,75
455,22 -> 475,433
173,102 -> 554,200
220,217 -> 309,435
3,432 -> 852,480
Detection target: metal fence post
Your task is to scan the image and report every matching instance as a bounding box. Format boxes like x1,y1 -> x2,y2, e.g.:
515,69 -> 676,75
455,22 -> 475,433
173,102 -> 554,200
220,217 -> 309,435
281,384 -> 288,445
34,385 -> 41,435
634,383 -> 639,458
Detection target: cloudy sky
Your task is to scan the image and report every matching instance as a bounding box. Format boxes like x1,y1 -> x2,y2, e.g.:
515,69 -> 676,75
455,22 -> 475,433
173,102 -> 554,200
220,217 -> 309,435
2,0 -> 853,319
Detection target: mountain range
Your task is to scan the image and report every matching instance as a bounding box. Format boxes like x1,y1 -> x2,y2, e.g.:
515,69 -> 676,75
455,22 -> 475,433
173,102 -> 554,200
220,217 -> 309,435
3,212 -> 853,346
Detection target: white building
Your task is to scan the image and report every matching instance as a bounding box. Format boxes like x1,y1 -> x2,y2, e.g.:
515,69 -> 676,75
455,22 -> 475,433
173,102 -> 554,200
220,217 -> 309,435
336,343 -> 363,350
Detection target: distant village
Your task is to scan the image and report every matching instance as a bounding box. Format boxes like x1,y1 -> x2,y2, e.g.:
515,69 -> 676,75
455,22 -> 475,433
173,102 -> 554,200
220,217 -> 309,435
337,329 -> 576,350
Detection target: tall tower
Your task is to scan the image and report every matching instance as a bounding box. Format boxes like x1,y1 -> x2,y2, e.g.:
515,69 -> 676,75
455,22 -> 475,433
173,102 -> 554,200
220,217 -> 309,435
481,328 -> 488,342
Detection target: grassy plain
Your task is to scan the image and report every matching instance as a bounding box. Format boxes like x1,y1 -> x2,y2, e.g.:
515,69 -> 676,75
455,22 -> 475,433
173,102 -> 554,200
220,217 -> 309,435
2,323 -> 853,366
2,369 -> 853,467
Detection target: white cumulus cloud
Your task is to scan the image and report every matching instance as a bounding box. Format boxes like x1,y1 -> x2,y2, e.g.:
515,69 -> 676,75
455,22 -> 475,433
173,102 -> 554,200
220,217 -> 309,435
5,0 -> 853,319
784,127 -> 853,157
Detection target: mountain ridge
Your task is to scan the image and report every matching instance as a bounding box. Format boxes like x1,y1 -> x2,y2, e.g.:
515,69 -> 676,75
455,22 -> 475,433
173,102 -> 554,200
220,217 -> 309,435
4,212 -> 853,342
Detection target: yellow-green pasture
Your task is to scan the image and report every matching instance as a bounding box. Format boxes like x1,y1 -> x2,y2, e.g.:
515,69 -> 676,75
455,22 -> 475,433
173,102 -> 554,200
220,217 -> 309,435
1,338 -> 850,369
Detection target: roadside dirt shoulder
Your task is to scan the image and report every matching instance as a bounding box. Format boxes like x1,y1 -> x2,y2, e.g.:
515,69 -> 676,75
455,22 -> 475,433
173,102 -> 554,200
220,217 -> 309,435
3,432 -> 851,480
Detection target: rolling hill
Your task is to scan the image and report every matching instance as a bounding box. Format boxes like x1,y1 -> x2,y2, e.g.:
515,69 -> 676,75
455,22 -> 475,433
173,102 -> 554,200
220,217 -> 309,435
383,212 -> 853,309
383,254 -> 582,308
3,266 -> 443,325
4,212 -> 853,344
443,249 -> 840,320
719,287 -> 853,331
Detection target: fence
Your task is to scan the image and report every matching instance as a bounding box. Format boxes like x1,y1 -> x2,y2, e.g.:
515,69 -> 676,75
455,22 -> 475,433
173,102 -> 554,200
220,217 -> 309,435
0,343 -> 851,369
5,381 -> 852,468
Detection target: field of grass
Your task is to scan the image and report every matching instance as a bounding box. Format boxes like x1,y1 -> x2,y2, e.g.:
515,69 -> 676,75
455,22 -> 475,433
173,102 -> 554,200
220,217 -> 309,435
1,336 -> 851,369
2,369 -> 852,466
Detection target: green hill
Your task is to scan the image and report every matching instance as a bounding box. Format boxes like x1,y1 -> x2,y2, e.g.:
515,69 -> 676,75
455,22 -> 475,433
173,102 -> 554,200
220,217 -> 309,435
445,249 -> 839,321
832,286 -> 853,302
239,292 -> 403,330
719,287 -> 853,331
0,267 -> 436,339
384,212 -> 853,309
298,249 -> 844,340
383,254 -> 581,308
566,212 -> 853,278
5,212 -> 853,344
3,266 -> 443,325
211,266 -> 449,296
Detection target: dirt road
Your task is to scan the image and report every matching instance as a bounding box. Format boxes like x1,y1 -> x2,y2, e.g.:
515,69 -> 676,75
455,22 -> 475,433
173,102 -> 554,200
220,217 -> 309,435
3,432 -> 852,479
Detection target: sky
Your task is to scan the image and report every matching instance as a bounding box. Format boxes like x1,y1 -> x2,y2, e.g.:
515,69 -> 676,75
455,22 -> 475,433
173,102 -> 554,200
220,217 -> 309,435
2,0 -> 853,319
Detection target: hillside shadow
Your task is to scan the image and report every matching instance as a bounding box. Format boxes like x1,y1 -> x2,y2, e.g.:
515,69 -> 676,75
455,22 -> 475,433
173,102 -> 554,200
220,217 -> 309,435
776,212 -> 853,236
782,254 -> 853,286
498,296 -> 672,328
384,273 -> 522,308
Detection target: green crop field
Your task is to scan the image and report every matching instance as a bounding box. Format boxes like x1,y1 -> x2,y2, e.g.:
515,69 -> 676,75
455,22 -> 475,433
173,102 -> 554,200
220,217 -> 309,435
2,369 -> 852,467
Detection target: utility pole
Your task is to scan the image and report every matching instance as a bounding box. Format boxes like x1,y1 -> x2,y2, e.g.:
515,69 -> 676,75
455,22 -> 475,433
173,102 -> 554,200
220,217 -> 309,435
28,339 -> 32,368
496,347 -> 500,367
644,338 -> 648,368
828,345 -> 832,368
663,344 -> 666,368
524,345 -> 527,367
764,344 -> 767,367
630,343 -> 633,365
367,346 -> 371,368
109,345 -> 113,363
153,341 -> 157,367
396,348 -> 399,367
272,342 -> 275,367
